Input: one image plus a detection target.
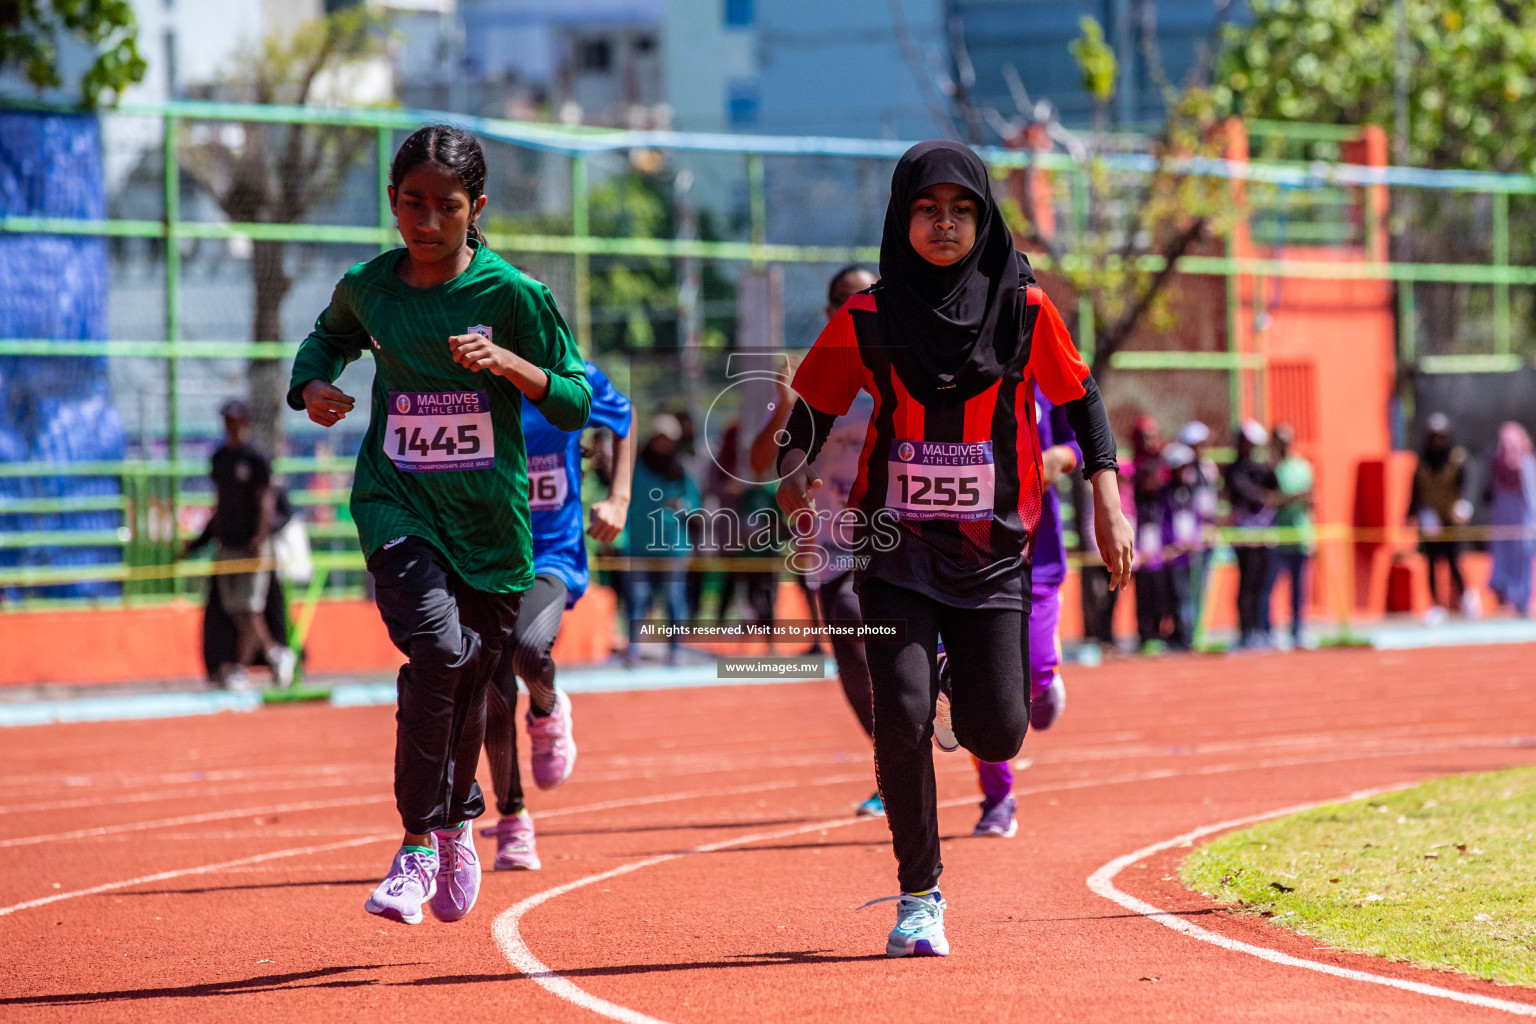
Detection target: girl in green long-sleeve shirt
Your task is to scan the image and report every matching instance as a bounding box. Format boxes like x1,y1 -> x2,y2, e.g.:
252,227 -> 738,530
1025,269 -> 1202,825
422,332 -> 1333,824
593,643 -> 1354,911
288,125 -> 591,927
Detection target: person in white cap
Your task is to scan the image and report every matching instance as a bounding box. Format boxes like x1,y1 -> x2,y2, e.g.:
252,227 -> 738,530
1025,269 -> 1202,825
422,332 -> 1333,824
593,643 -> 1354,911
624,413 -> 699,666
1224,420 -> 1279,648
1176,421 -> 1220,642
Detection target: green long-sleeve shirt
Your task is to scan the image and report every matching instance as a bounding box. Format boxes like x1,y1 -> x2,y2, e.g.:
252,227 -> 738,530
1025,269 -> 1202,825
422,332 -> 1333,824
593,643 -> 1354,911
287,242 -> 591,593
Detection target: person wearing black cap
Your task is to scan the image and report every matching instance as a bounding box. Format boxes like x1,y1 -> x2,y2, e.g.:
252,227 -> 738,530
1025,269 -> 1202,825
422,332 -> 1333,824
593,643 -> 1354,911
777,140 -> 1134,958
182,399 -> 295,689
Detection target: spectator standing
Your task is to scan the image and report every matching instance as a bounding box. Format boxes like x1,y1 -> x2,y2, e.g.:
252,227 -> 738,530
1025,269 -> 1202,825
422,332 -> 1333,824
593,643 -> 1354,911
1129,417 -> 1173,650
1161,442 -> 1202,650
1409,413 -> 1477,622
182,399 -> 296,689
625,414 -> 700,666
1265,423 -> 1315,647
1225,420 -> 1279,649
1487,421 -> 1536,617
1176,421 -> 1220,640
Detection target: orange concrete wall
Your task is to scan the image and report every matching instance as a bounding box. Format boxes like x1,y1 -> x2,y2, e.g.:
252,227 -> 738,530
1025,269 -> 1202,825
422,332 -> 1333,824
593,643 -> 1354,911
0,584 -> 621,688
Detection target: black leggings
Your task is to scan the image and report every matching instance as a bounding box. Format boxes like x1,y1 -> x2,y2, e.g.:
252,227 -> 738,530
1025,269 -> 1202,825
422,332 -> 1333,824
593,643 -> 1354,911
367,537 -> 522,836
816,571 -> 874,738
483,573 -> 568,816
1422,541 -> 1466,608
858,576 -> 1031,893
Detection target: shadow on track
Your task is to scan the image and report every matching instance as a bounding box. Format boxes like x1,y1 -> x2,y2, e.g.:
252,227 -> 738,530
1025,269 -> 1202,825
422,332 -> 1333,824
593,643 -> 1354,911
397,949 -> 888,985
0,964 -> 427,1005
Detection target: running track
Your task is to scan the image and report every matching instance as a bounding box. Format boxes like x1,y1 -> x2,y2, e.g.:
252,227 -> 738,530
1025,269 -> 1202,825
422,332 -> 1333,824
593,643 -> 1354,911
3,644 -> 1536,1022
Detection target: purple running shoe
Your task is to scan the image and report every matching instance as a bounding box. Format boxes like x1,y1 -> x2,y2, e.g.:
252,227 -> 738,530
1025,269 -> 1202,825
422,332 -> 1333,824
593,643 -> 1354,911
364,844 -> 438,925
489,810 -> 542,871
1029,673 -> 1066,731
427,820 -> 481,922
972,795 -> 1018,838
528,689 -> 577,790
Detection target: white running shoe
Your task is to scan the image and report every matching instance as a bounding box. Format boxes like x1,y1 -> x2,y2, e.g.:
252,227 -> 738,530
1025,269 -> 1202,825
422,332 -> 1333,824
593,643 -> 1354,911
527,689 -> 577,790
268,646 -> 297,689
861,891 -> 949,958
364,844 -> 438,925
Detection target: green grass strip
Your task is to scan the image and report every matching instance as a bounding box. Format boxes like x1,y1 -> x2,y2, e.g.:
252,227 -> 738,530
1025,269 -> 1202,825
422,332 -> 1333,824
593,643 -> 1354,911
260,685 -> 334,705
1182,766 -> 1536,986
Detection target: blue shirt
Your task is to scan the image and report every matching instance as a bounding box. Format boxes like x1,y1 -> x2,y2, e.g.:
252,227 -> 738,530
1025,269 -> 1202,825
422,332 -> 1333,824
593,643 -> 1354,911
523,361 -> 632,606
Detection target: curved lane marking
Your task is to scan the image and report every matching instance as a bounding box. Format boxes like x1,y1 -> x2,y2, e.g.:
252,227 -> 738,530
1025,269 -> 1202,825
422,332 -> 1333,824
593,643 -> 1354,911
0,772 -> 882,917
1086,786 -> 1536,1018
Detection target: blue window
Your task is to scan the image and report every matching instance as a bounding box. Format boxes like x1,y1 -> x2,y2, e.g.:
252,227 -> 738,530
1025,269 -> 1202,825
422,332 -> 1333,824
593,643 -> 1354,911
727,80 -> 759,127
724,0 -> 753,28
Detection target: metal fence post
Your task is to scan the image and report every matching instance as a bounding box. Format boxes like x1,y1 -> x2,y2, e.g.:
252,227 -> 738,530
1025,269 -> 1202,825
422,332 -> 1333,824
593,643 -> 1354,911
378,125 -> 393,253
572,154 -> 591,352
1493,190 -> 1510,356
748,152 -> 766,268
163,113 -> 182,595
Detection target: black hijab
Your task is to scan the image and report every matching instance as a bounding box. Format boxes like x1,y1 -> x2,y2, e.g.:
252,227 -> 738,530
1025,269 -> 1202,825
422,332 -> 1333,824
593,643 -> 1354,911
877,139 -> 1034,406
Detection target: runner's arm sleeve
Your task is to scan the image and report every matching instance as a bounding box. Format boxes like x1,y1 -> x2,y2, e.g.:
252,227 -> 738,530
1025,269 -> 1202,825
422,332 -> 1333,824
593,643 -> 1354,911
778,401 -> 838,475
514,281 -> 592,432
1028,290 -> 1118,479
287,277 -> 369,410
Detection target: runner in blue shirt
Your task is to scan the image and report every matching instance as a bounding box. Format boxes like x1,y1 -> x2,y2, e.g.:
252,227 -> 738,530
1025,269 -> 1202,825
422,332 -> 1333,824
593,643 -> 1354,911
480,359 -> 634,870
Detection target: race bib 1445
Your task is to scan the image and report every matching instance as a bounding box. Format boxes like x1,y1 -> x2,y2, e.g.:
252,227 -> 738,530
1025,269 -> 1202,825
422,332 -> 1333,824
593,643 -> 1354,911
885,439 -> 995,521
385,391 -> 495,473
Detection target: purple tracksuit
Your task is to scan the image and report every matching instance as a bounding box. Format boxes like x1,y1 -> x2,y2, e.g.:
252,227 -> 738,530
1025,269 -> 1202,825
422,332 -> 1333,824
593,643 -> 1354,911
976,386 -> 1079,805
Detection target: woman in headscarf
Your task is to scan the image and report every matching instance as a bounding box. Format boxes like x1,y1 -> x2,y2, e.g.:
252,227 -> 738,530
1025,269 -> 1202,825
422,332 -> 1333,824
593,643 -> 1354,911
1487,421 -> 1536,616
1409,413 -> 1475,619
776,140 -> 1134,958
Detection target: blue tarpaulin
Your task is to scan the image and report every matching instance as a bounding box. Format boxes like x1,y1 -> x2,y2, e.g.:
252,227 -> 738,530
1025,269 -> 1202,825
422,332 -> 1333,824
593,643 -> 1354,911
0,110 -> 125,600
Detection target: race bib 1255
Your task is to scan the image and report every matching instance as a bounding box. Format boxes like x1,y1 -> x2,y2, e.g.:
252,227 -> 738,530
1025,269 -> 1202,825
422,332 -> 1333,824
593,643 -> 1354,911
885,439 -> 995,521
385,391 -> 495,473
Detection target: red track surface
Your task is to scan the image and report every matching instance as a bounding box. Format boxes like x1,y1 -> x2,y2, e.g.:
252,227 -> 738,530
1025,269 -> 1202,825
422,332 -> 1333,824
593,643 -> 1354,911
4,644 -> 1536,1022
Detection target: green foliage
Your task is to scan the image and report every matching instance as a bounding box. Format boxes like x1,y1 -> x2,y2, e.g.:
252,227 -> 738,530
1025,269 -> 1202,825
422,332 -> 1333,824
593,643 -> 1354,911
1183,766 -> 1536,985
1069,16 -> 1118,106
0,0 -> 146,105
1219,0 -> 1536,173
1003,85 -> 1237,375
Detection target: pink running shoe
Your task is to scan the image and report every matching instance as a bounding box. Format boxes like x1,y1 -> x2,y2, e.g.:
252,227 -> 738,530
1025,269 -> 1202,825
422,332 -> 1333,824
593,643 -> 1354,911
490,809 -> 542,871
364,844 -> 438,925
527,689 -> 577,790
427,820 -> 481,923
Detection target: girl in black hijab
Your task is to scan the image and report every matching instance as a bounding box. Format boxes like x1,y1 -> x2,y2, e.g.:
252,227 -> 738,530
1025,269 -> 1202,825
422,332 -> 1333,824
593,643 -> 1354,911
777,140 -> 1133,958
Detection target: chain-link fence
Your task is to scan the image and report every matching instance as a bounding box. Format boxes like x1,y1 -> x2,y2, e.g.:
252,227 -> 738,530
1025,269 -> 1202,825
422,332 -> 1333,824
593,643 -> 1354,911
2,100 -> 1534,649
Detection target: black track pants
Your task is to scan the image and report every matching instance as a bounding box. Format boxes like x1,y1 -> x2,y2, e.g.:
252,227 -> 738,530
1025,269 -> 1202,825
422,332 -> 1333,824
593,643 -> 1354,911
858,576 -> 1031,893
817,571 -> 875,739
368,537 -> 522,836
484,573 -> 569,816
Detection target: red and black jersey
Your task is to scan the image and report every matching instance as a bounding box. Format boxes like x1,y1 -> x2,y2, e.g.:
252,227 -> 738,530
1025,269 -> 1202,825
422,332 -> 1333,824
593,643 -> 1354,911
791,285 -> 1090,609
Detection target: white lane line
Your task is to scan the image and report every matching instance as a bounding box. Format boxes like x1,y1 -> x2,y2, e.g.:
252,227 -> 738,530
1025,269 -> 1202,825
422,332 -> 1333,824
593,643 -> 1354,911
490,743 -> 1536,1024
1086,787 -> 1536,1018
0,775 -> 383,818
0,795 -> 396,850
0,834 -> 393,918
0,773 -> 882,916
490,765 -> 1272,1024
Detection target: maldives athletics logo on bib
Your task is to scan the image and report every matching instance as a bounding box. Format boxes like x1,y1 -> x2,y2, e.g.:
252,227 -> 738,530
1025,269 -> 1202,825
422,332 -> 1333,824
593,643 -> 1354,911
895,441 -> 916,462
395,394 -> 411,414
468,324 -> 492,341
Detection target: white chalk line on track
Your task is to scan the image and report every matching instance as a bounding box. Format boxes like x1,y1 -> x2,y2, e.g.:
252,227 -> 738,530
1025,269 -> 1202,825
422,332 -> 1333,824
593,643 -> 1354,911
1087,787 -> 1536,1018
0,771 -> 886,917
491,744 -> 1536,1024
